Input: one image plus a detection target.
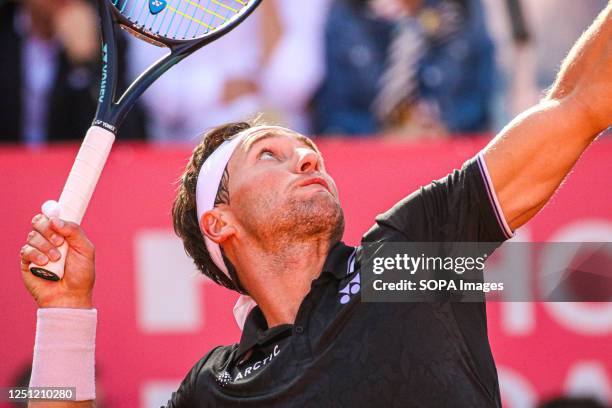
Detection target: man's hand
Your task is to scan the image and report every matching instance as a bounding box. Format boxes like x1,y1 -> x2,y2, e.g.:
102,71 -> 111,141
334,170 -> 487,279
20,215 -> 95,309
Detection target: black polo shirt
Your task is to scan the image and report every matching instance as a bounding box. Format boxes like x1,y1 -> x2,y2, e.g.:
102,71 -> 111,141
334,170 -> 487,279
165,155 -> 512,407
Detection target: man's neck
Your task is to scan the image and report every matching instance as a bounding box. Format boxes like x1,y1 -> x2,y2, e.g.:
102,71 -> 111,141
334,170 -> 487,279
227,237 -> 332,328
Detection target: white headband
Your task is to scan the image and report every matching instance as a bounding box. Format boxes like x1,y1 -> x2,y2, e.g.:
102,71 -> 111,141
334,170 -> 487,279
195,125 -> 289,330
196,132 -> 247,280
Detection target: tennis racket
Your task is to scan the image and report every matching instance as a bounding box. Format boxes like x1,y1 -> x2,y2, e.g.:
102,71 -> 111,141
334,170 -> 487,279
29,0 -> 261,281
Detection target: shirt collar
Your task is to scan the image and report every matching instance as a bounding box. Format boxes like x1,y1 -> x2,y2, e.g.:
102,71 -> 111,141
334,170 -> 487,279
235,306 -> 292,362
235,241 -> 357,361
322,241 -> 357,280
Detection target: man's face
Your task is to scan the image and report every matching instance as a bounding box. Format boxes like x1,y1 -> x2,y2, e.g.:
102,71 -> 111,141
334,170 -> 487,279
223,127 -> 344,246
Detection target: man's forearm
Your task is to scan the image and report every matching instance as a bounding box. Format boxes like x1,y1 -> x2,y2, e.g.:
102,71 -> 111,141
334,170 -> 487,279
482,2 -> 611,230
483,98 -> 592,229
546,2 -> 612,131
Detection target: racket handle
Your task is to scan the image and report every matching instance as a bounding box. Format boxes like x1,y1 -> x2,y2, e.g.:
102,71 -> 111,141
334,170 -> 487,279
29,126 -> 115,281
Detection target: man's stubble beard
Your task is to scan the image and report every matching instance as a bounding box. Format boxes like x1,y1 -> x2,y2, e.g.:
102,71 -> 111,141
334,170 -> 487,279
240,191 -> 345,250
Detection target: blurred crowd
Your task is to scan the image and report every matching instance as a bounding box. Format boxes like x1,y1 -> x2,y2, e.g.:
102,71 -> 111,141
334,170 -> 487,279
0,0 -> 608,145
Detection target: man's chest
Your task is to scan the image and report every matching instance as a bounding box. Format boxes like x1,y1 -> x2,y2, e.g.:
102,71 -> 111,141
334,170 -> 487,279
199,302 -> 499,407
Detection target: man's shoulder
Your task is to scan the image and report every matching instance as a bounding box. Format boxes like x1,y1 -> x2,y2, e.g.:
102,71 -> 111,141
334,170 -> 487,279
163,344 -> 237,407
175,344 -> 237,392
192,344 -> 237,373
360,186 -> 425,244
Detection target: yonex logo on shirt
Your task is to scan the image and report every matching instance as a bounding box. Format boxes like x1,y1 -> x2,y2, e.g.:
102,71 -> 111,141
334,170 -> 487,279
339,273 -> 360,304
339,249 -> 359,304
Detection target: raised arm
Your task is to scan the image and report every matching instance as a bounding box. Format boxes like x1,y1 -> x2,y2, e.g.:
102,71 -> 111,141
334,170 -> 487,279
482,3 -> 611,230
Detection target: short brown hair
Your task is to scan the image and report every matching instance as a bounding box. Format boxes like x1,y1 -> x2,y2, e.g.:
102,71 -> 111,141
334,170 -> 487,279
172,120 -> 258,293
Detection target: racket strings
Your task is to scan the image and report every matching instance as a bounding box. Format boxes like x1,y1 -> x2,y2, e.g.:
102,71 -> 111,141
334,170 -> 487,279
113,0 -> 248,40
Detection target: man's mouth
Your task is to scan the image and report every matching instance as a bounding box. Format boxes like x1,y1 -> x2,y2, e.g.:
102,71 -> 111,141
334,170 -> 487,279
298,177 -> 331,192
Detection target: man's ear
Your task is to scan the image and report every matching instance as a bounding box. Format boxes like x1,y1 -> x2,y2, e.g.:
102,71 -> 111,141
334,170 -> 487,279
200,209 -> 236,244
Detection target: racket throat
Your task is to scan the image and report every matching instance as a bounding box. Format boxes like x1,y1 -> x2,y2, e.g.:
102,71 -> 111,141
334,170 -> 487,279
121,25 -> 166,47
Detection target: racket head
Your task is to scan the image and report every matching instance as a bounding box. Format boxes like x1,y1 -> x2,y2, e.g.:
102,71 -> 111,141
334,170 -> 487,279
109,0 -> 261,47
93,0 -> 260,128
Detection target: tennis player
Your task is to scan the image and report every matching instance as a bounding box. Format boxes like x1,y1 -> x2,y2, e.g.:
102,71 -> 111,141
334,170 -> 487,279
20,3 -> 611,407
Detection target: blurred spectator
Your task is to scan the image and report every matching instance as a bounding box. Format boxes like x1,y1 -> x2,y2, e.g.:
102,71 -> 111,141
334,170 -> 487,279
480,0 -> 536,127
537,396 -> 610,408
0,0 -> 147,145
311,0 -> 495,138
257,0 -> 331,134
129,0 -> 329,142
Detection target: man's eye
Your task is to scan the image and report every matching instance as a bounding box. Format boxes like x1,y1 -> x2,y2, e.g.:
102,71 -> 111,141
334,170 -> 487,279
259,149 -> 276,160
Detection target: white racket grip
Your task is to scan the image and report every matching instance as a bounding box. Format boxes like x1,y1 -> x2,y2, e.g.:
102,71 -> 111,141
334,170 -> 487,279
59,126 -> 116,224
29,126 -> 115,280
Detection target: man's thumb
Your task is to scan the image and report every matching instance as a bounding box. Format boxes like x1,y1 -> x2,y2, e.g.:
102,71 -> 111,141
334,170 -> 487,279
49,217 -> 93,256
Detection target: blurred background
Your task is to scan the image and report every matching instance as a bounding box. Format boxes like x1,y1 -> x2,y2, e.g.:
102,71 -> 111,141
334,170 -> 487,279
0,0 -> 611,407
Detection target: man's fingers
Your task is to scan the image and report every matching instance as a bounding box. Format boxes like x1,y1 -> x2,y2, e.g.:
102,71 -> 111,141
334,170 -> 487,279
48,218 -> 94,256
26,231 -> 62,262
31,214 -> 64,246
20,244 -> 49,266
27,214 -> 94,261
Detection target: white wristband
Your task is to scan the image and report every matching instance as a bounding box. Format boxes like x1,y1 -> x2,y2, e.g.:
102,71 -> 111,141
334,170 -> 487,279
30,308 -> 97,401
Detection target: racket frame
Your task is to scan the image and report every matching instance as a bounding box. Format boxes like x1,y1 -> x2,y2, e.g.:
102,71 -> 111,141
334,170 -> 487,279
96,0 -> 262,131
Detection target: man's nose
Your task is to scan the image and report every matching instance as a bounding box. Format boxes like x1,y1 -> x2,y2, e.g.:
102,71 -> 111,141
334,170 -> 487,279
295,148 -> 319,173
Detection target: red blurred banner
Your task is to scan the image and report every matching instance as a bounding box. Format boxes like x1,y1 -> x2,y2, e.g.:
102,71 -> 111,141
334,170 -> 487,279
1,137 -> 611,407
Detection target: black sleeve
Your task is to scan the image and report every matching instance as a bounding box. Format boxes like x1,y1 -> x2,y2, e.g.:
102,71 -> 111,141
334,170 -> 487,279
163,348 -> 218,408
364,155 -> 513,243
